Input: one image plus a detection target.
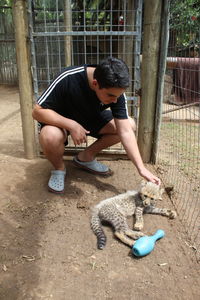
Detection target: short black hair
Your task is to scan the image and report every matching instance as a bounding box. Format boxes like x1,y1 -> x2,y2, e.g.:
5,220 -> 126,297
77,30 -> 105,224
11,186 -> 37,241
93,57 -> 130,89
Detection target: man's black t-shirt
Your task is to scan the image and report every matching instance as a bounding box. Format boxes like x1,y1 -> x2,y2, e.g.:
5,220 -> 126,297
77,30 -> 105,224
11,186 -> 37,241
37,65 -> 128,133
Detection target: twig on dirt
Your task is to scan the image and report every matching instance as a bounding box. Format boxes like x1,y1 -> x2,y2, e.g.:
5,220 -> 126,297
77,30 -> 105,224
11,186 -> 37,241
158,263 -> 168,266
92,262 -> 96,270
22,255 -> 36,262
184,241 -> 197,251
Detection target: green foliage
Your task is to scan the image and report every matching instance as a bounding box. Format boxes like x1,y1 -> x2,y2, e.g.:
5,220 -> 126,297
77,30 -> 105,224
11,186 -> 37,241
170,0 -> 200,48
0,0 -> 12,6
32,0 -> 114,29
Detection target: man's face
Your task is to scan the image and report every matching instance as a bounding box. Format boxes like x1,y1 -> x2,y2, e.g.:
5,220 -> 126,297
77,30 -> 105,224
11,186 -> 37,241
92,80 -> 125,104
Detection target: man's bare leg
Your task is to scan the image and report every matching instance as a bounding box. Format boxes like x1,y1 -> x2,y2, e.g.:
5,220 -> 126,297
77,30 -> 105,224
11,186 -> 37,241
39,118 -> 136,166
39,125 -> 67,170
78,117 -> 136,162
77,133 -> 120,162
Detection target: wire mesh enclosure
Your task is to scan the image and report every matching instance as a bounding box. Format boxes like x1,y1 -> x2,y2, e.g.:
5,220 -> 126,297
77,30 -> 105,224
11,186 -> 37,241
1,0 -> 199,263
0,4 -> 17,84
157,0 -> 200,261
28,0 -> 142,154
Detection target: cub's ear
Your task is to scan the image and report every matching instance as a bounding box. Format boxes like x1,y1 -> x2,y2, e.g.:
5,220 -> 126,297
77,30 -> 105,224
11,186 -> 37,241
158,188 -> 164,200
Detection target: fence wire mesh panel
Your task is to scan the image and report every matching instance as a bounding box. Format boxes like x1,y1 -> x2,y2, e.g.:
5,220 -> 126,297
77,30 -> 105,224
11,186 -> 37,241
157,0 -> 200,261
0,4 -> 17,84
28,0 -> 142,154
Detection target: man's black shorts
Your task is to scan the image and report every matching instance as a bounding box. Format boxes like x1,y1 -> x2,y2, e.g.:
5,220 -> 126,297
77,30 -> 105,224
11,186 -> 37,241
38,109 -> 113,143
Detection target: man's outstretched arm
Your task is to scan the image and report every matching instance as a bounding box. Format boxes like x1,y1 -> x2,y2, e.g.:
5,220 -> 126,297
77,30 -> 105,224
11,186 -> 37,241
114,118 -> 160,185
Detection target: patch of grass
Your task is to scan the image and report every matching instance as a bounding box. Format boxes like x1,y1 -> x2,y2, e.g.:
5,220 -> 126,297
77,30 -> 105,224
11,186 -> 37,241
159,121 -> 199,180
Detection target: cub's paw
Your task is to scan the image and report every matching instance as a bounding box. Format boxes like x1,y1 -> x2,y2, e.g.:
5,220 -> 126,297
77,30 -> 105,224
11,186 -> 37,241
133,231 -> 145,239
168,210 -> 177,219
133,222 -> 143,231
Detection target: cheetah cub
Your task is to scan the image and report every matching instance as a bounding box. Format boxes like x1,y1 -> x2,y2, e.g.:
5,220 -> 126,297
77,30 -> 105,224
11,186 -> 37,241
91,181 -> 177,249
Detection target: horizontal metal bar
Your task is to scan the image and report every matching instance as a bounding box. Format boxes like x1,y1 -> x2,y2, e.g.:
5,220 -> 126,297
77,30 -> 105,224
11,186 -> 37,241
32,31 -> 138,37
0,5 -> 12,9
0,39 -> 15,42
126,96 -> 139,101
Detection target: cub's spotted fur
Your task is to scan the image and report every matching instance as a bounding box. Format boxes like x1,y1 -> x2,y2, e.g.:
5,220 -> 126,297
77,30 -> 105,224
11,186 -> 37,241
91,181 -> 176,249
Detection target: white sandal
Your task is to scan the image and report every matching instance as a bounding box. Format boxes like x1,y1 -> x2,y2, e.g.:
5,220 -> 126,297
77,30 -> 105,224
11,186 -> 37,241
48,169 -> 66,193
73,156 -> 110,175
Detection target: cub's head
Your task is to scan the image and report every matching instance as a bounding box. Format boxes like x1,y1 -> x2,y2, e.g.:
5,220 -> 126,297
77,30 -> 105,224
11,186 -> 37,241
139,181 -> 164,207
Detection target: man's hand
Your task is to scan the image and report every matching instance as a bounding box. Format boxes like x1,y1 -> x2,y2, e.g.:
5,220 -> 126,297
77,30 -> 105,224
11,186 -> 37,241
139,167 -> 161,186
70,122 -> 90,145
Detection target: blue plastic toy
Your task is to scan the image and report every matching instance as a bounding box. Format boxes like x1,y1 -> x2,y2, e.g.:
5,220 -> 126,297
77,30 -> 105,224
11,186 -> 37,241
132,229 -> 165,257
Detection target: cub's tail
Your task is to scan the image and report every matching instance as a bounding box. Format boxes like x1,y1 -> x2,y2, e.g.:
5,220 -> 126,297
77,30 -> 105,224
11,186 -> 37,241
91,208 -> 107,250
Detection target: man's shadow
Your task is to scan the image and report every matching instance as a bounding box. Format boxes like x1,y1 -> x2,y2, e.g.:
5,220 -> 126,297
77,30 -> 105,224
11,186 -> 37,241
0,157 -> 122,299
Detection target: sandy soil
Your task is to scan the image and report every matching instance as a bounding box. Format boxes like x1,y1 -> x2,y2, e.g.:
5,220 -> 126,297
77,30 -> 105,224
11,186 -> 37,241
0,85 -> 199,300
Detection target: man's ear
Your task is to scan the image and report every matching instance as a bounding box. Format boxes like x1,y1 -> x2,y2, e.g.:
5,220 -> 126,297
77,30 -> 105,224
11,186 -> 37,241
92,79 -> 98,87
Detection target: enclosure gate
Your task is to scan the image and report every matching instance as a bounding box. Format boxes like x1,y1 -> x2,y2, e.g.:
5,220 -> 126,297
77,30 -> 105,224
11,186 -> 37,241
27,0 -> 142,154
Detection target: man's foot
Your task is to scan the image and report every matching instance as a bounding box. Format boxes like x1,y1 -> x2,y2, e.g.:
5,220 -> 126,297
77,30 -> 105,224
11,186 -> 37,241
48,169 -> 66,193
73,156 -> 111,175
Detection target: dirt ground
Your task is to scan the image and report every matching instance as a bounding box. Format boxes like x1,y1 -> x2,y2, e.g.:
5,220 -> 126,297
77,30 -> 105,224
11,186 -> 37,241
0,85 -> 199,300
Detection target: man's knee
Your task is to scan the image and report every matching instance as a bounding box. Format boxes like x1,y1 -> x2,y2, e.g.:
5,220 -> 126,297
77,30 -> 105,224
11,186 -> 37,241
39,126 -> 67,147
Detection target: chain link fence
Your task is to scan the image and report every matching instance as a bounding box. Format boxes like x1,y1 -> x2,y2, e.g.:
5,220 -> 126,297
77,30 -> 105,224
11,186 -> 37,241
157,0 -> 200,261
